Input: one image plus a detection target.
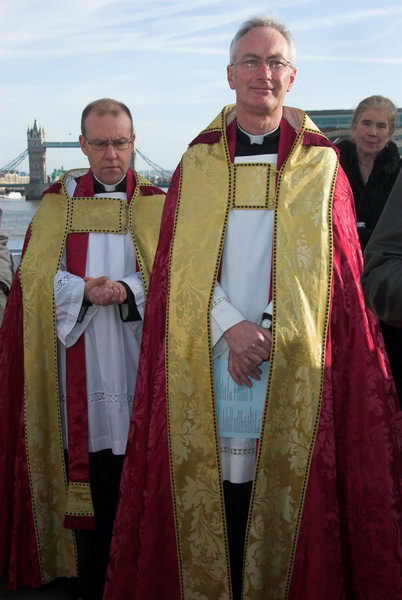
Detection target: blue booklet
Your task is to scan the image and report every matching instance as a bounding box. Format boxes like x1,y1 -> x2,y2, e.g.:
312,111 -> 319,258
214,359 -> 269,438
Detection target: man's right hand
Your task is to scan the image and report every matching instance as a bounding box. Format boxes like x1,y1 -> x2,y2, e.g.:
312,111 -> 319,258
84,276 -> 126,306
223,320 -> 272,388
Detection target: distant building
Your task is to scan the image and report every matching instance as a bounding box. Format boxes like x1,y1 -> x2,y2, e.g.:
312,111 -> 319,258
138,169 -> 173,186
0,172 -> 29,184
307,108 -> 402,154
50,167 -> 66,182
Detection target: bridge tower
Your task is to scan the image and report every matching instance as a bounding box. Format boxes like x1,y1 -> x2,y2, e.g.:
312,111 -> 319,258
25,120 -> 48,200
27,120 -> 46,183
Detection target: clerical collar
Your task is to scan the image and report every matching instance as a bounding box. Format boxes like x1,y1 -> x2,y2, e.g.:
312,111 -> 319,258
93,174 -> 127,193
237,123 -> 279,145
236,123 -> 280,157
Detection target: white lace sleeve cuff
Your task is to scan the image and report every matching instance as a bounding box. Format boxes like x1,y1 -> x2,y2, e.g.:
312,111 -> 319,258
54,271 -> 98,346
211,283 -> 245,349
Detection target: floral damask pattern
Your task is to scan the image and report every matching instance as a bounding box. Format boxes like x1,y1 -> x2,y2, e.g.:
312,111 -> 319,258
167,108 -> 336,599
3,172 -> 165,587
105,108 -> 402,600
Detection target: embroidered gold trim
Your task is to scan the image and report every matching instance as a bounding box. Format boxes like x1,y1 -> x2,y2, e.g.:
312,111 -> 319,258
232,163 -> 277,209
20,170 -> 164,584
166,105 -> 336,600
64,482 -> 95,517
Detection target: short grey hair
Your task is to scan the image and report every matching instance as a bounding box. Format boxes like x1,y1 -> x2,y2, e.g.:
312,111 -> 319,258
352,95 -> 397,136
229,16 -> 296,65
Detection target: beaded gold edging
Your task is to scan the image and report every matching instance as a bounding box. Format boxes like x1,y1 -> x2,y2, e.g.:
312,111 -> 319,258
22,178 -> 76,582
166,104 -> 234,599
206,105 -> 235,600
57,178 -> 71,506
241,128 -> 336,599
300,111 -> 328,139
232,162 -> 277,210
242,130 -> 304,584
64,482 -> 95,517
165,158 -> 185,600
283,160 -> 337,600
128,176 -> 152,296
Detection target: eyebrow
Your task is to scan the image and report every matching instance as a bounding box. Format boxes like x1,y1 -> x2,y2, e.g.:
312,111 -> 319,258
241,52 -> 287,60
89,136 -> 130,142
361,119 -> 388,126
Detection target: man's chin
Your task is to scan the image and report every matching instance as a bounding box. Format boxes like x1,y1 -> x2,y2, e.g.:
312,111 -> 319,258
100,170 -> 123,185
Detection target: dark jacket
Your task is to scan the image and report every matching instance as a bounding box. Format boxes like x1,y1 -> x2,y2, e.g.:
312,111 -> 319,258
340,139 -> 402,406
337,139 -> 401,250
363,169 -> 402,323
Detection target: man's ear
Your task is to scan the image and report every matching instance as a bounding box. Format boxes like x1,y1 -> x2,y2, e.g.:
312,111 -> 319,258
287,68 -> 297,92
227,64 -> 236,91
79,135 -> 89,156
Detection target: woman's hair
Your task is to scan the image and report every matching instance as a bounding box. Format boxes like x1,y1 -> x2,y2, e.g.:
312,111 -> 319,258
352,95 -> 397,135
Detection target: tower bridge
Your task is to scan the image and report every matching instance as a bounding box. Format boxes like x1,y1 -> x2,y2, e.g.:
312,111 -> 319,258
1,120 -> 172,200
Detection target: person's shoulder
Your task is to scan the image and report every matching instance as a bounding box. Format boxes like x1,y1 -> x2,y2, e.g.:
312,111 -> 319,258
334,138 -> 356,168
379,141 -> 402,174
188,130 -> 222,148
335,138 -> 354,153
188,105 -> 232,148
42,181 -> 63,196
134,172 -> 166,196
282,108 -> 340,155
140,184 -> 166,196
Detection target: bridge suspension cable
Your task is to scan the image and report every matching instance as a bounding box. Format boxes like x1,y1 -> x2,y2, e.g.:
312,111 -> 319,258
135,149 -> 171,178
0,148 -> 28,173
1,147 -> 171,180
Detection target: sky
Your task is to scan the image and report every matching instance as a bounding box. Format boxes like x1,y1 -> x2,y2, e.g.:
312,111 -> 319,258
1,0 -> 402,175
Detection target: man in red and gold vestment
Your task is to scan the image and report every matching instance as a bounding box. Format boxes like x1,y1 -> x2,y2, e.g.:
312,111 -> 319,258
0,99 -> 165,599
105,17 -> 402,600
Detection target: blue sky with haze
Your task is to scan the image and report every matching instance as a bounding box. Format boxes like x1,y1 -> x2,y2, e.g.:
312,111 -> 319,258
1,0 -> 401,173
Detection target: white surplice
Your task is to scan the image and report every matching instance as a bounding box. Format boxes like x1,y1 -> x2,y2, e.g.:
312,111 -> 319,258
55,175 -> 144,455
211,151 -> 276,483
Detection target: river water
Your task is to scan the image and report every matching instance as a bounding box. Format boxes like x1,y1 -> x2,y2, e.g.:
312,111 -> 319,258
0,196 -> 39,248
0,182 -> 168,252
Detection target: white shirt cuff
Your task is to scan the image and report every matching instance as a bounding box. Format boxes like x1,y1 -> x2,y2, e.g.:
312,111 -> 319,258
119,273 -> 145,319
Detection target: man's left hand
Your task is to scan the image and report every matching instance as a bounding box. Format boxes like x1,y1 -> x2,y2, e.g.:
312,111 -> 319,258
84,277 -> 127,305
223,320 -> 272,387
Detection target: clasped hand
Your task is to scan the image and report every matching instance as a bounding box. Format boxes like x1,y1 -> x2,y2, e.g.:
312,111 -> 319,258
83,276 -> 127,306
223,320 -> 272,388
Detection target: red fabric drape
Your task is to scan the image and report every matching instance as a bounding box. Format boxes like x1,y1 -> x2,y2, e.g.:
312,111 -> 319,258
105,120 -> 402,599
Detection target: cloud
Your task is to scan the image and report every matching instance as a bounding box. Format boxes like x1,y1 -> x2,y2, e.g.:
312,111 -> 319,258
291,6 -> 402,31
0,0 -> 320,61
329,17 -> 402,47
1,0 -> 401,173
300,54 -> 402,64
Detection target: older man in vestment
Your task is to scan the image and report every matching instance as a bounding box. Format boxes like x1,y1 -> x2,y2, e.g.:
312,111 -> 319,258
0,98 -> 165,600
105,18 -> 402,600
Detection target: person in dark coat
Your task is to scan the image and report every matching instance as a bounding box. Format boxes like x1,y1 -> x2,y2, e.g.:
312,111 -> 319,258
337,95 -> 402,406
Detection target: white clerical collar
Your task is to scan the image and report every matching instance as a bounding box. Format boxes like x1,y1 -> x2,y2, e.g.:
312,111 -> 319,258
93,173 -> 126,192
237,123 -> 280,145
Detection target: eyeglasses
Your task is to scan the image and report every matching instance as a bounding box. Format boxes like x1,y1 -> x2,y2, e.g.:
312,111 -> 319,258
85,137 -> 133,151
231,57 -> 294,72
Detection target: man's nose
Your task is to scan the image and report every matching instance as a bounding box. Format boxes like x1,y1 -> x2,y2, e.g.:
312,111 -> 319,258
257,61 -> 273,77
105,143 -> 118,157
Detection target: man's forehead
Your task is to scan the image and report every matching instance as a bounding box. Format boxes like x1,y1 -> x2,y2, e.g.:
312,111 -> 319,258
237,27 -> 290,57
84,112 -> 132,135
